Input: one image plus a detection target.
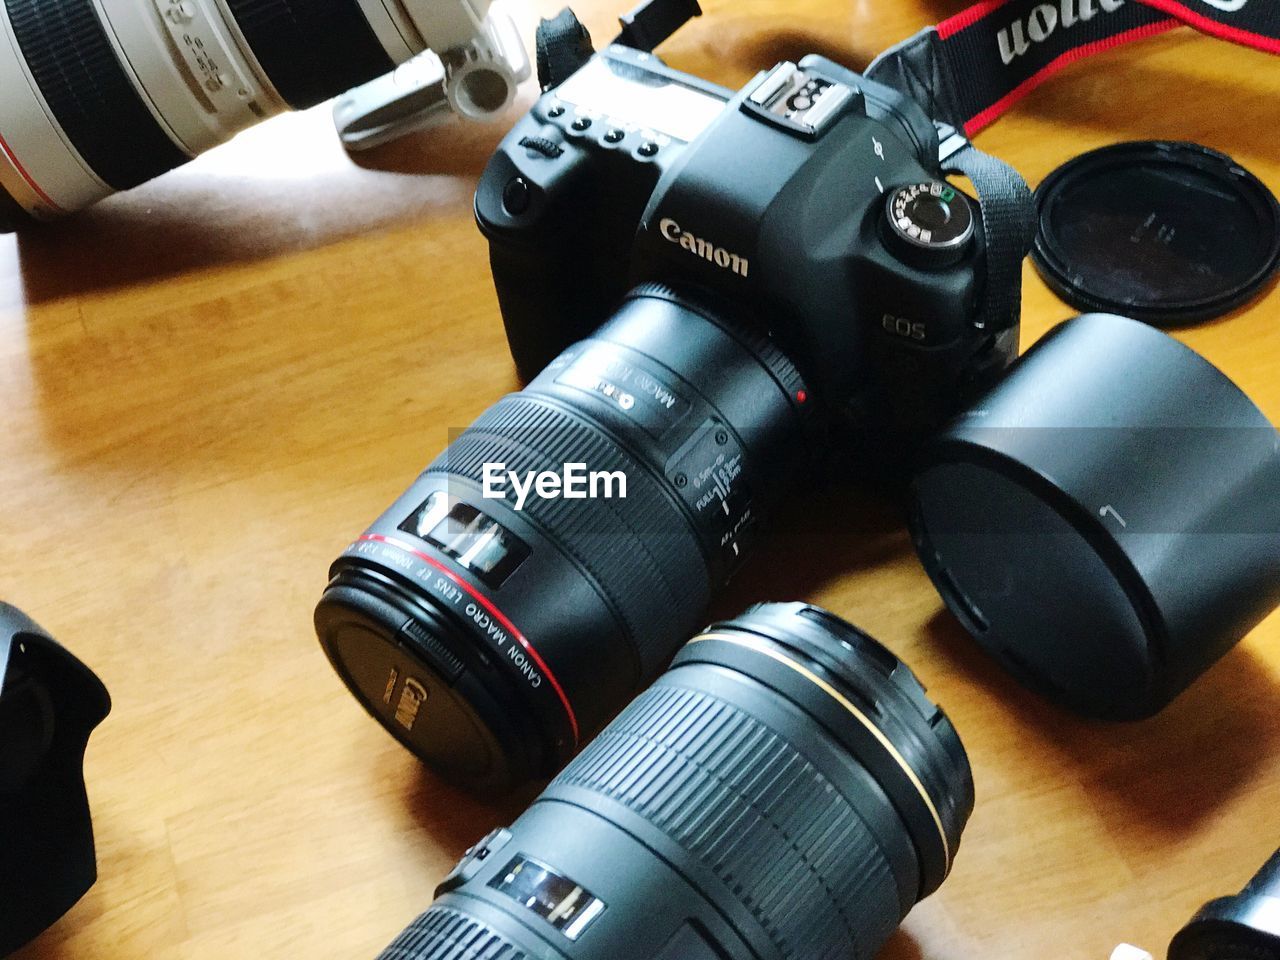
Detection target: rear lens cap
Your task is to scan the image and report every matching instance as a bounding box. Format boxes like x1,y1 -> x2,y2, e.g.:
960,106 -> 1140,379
1032,142 -> 1280,327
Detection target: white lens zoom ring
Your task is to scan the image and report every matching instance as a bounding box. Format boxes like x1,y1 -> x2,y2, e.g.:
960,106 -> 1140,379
0,0 -> 111,216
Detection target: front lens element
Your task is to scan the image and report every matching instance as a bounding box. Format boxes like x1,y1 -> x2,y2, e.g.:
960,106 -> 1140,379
377,603 -> 974,960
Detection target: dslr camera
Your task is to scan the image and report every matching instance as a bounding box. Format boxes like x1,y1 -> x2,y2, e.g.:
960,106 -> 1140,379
315,8 -> 1030,792
479,19 -> 1020,449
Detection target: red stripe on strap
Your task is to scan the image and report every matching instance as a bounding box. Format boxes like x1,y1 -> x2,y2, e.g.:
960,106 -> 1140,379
1133,0 -> 1280,54
964,18 -> 1182,135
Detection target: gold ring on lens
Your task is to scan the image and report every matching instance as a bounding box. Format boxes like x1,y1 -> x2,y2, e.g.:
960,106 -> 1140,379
686,631 -> 952,874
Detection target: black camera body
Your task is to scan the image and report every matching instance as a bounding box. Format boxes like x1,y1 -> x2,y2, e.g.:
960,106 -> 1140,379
477,45 -> 1018,447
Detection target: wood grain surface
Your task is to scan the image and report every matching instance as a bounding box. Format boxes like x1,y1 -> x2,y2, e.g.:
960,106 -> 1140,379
2,1 -> 1278,958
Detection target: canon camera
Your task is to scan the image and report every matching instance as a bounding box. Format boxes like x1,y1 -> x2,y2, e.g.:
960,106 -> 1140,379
314,12 -> 1032,792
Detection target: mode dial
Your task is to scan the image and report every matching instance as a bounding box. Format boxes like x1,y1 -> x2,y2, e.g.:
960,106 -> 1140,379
885,181 -> 975,268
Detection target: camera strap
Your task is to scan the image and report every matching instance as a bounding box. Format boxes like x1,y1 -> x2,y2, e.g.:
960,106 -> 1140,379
942,142 -> 1034,341
866,0 -> 1279,339
867,0 -> 1280,137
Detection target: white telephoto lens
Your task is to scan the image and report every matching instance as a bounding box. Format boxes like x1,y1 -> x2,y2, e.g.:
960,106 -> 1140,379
0,0 -> 493,228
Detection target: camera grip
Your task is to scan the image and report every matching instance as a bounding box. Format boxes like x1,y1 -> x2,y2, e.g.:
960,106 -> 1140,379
477,127 -> 627,380
487,236 -> 616,381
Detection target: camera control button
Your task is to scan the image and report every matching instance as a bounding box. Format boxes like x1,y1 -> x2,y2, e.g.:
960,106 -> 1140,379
518,136 -> 563,160
503,177 -> 532,216
885,181 -> 975,268
637,141 -> 660,158
435,827 -> 514,895
604,128 -> 625,144
571,117 -> 593,132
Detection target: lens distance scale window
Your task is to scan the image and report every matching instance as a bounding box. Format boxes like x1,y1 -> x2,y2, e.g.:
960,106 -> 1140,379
490,855 -> 607,941
153,0 -> 266,125
399,492 -> 530,588
667,418 -> 755,572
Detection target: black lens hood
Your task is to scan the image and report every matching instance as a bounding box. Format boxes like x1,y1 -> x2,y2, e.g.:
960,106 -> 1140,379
910,313 -> 1280,719
0,603 -> 110,955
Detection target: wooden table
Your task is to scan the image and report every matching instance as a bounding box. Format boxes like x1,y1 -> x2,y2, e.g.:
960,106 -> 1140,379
3,2 -> 1277,957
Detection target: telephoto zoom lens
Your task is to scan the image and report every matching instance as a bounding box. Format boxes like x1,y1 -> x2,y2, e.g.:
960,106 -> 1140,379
315,286 -> 812,792
375,602 -> 974,960
0,0 -> 493,227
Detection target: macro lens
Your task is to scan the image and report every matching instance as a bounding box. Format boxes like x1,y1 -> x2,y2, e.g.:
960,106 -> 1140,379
376,602 -> 974,960
0,0 -> 494,225
315,286 -> 811,792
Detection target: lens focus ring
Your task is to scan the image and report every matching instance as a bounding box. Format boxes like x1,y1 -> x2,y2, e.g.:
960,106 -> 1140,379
553,682 -> 902,960
4,0 -> 190,190
379,905 -> 527,960
429,394 -> 711,678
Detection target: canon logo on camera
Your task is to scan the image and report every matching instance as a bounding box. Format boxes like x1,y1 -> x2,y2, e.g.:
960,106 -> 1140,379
659,218 -> 751,278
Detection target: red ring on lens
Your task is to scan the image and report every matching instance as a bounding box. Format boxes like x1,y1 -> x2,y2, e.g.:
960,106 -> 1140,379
359,534 -> 581,745
0,130 -> 65,213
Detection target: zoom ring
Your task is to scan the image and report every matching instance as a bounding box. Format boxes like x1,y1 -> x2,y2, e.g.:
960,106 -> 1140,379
378,906 -> 527,960
5,0 -> 190,189
224,0 -> 396,109
554,681 -> 901,960
428,395 -> 711,678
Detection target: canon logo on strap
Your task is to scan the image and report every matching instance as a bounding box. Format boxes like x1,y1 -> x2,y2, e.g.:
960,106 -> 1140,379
996,0 -> 1250,65
867,0 -> 1278,138
998,0 -> 1130,65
